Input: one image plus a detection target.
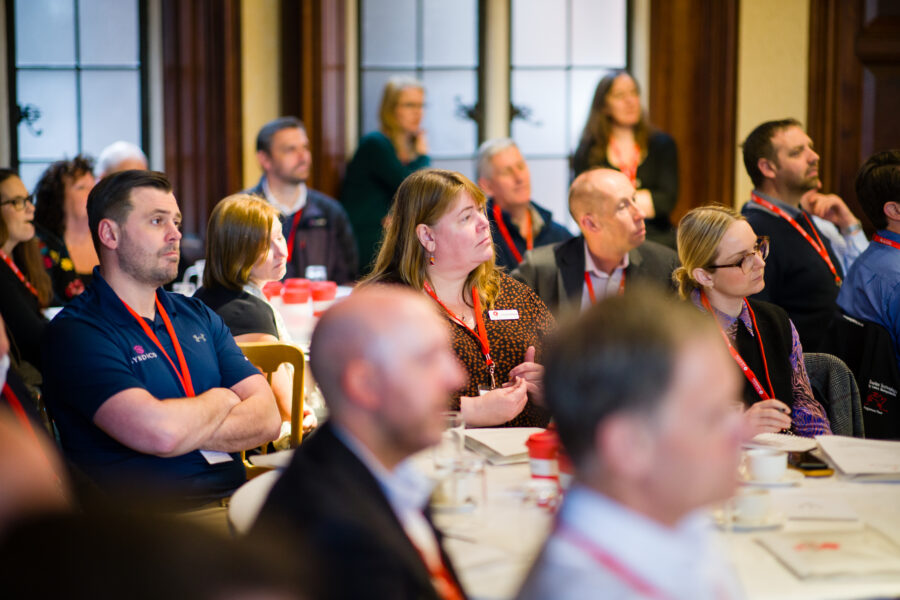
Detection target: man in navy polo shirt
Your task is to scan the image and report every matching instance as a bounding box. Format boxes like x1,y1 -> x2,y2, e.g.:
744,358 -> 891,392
42,170 -> 281,509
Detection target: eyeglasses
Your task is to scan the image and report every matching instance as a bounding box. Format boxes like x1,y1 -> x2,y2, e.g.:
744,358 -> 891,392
0,195 -> 35,211
706,236 -> 769,274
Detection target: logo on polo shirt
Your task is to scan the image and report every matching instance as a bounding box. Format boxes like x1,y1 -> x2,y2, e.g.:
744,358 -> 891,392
193,333 -> 207,343
131,344 -> 158,364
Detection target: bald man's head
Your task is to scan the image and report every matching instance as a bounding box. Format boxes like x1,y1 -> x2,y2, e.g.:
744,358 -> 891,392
568,168 -> 633,221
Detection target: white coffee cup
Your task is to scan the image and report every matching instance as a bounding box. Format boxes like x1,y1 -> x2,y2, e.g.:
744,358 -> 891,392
746,448 -> 788,483
733,487 -> 771,523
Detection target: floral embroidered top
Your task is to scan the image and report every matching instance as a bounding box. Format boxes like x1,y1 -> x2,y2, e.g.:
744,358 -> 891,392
36,224 -> 92,304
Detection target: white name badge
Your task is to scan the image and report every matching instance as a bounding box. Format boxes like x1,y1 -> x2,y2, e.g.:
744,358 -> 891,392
200,449 -> 234,465
488,309 -> 519,321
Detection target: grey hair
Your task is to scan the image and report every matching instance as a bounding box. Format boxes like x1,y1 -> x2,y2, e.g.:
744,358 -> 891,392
476,138 -> 519,181
96,141 -> 148,177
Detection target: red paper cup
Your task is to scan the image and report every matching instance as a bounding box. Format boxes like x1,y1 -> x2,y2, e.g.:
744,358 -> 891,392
311,281 -> 338,317
262,281 -> 283,300
282,287 -> 310,304
526,429 -> 559,481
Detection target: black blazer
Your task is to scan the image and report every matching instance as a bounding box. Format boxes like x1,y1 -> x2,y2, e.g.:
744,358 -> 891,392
251,422 -> 465,600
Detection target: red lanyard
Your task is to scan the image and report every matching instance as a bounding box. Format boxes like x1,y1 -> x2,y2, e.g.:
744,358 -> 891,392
700,291 -> 774,401
750,193 -> 841,286
411,545 -> 465,600
609,140 -> 641,185
120,294 -> 196,397
3,382 -> 62,483
423,281 -> 496,388
874,234 -> 900,251
557,523 -> 670,599
492,203 -> 532,265
0,248 -> 40,300
584,270 -> 625,304
285,209 -> 304,263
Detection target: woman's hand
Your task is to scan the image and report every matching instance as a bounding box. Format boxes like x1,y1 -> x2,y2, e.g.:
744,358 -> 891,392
743,399 -> 792,436
301,404 -> 318,434
459,377 -> 529,427
508,346 -> 544,406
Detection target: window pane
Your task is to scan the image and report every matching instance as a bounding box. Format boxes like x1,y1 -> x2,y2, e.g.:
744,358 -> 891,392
19,162 -> 52,194
422,0 -> 477,68
431,159 -> 476,182
526,158 -> 576,233
421,70 -> 477,158
79,0 -> 140,66
511,70 -> 567,156
16,70 -> 78,160
15,0 -> 76,66
511,0 -> 566,67
570,69 -> 611,152
361,0 -> 417,68
360,70 -> 411,137
80,70 -> 141,158
571,0 -> 627,67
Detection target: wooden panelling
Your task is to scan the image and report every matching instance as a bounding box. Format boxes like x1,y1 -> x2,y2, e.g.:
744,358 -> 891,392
161,0 -> 243,247
648,0 -> 739,224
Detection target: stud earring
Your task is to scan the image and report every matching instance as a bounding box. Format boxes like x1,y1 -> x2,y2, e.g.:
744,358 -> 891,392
429,253 -> 435,265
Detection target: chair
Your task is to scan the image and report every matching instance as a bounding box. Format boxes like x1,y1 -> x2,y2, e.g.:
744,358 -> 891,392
819,313 -> 900,439
803,352 -> 864,437
237,341 -> 306,477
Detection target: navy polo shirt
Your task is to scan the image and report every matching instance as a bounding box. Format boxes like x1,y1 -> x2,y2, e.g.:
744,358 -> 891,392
42,268 -> 260,506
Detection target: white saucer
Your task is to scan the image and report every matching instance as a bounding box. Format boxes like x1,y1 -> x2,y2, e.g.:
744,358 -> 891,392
716,511 -> 785,532
741,469 -> 805,487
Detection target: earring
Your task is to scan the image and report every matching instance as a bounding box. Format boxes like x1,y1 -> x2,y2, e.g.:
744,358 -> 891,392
429,253 -> 435,265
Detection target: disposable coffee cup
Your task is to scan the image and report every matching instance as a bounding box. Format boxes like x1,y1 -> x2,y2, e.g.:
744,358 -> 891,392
746,448 -> 787,483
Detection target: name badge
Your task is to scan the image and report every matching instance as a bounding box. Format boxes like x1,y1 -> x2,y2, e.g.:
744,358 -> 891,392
488,309 -> 519,321
200,449 -> 234,465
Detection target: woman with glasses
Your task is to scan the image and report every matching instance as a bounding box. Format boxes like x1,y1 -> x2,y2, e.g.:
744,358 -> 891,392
674,205 -> 831,437
341,76 -> 430,276
0,169 -> 52,373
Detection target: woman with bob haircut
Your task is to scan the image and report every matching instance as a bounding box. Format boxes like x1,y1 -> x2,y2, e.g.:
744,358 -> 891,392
194,194 -> 316,441
674,205 -> 830,437
573,70 -> 678,247
341,76 -> 431,275
362,168 -> 553,427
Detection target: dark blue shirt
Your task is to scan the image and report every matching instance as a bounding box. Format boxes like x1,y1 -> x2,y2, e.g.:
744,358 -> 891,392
42,268 -> 260,506
838,229 -> 900,371
487,198 -> 573,272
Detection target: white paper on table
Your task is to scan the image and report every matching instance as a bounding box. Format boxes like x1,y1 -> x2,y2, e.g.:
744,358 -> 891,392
200,449 -> 234,464
781,495 -> 859,522
442,535 -> 510,570
816,435 -> 900,480
746,432 -> 817,452
464,427 -> 544,465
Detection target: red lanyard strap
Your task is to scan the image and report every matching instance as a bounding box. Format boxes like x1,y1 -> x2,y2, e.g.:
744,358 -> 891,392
874,234 -> 900,251
750,193 -> 841,286
609,140 -> 641,185
285,208 -> 304,263
584,270 -> 625,304
700,291 -> 774,401
423,282 -> 496,388
120,294 -> 196,397
492,203 -> 532,265
0,249 -> 40,300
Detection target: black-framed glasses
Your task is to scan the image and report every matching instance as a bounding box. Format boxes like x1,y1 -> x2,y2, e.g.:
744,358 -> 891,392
0,195 -> 35,211
706,236 -> 770,274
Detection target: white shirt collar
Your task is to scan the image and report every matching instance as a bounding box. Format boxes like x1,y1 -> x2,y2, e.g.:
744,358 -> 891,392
262,177 -> 308,216
583,239 -> 629,278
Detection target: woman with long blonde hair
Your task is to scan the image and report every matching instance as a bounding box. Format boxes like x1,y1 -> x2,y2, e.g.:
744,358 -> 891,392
674,205 -> 830,437
363,169 -> 554,427
342,77 -> 431,276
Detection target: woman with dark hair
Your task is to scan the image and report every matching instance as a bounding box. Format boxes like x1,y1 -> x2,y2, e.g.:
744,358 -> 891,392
674,205 -> 831,437
194,194 -> 316,443
573,70 -> 679,248
362,168 -> 554,427
0,169 -> 52,372
33,155 -> 97,303
341,76 -> 431,275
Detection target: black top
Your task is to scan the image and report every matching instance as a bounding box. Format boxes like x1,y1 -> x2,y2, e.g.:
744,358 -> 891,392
193,284 -> 278,339
742,205 -> 843,351
0,258 -> 47,370
573,131 -> 679,247
734,299 -> 794,408
35,223 -> 93,304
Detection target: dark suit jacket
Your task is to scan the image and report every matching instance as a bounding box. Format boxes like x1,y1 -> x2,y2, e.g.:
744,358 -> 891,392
511,235 -> 679,318
250,422 -> 464,600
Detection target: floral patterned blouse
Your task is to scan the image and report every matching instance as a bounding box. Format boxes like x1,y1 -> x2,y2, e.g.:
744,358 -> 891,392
36,225 -> 92,304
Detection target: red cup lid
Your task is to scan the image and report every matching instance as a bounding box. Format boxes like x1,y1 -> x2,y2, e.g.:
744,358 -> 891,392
284,278 -> 311,289
526,429 -> 559,459
282,288 -> 311,304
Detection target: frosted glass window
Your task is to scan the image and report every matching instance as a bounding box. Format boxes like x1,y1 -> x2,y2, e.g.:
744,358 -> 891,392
431,159 -> 476,182
19,163 -> 52,195
511,70 -> 568,156
80,71 -> 141,157
361,70 -> 408,137
570,69 -> 612,151
527,159 -> 577,233
361,0 -> 417,67
422,70 -> 477,157
422,0 -> 477,68
79,0 -> 140,66
512,0 -> 566,67
15,0 -> 76,66
571,0 -> 626,67
16,70 -> 78,160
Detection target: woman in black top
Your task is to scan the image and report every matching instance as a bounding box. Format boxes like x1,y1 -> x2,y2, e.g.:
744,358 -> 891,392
573,70 -> 679,248
194,194 -> 316,440
0,170 -> 52,374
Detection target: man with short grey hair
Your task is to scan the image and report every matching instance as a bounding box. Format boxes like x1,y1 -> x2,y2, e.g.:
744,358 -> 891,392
477,138 -> 571,270
96,141 -> 148,179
